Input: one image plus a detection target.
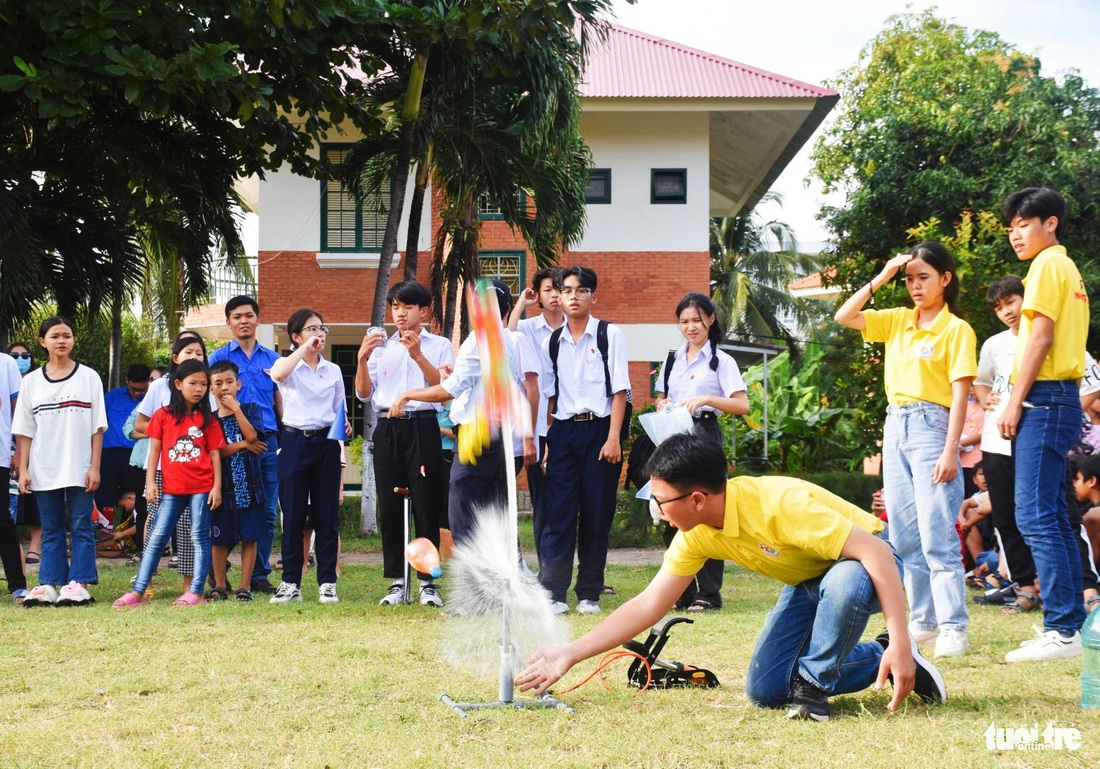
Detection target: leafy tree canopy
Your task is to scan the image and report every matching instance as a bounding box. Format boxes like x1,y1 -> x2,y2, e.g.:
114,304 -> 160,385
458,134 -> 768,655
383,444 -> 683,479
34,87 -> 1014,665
812,9 -> 1100,286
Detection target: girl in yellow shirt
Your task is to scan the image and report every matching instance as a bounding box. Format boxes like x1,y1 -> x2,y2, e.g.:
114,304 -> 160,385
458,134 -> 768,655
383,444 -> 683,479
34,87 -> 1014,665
835,242 -> 977,659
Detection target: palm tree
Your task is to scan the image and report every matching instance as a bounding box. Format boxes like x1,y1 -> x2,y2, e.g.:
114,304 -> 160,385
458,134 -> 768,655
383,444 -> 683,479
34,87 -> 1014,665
710,193 -> 821,348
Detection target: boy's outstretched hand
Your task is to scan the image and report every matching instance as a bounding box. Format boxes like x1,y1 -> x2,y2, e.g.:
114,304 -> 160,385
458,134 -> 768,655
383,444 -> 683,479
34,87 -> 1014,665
515,645 -> 572,696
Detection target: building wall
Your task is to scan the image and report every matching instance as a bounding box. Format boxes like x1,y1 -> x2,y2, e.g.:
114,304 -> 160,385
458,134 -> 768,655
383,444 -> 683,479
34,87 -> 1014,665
255,112 -> 712,404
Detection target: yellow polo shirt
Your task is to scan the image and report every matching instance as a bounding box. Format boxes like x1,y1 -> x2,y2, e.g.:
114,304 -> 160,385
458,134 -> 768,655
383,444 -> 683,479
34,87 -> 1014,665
861,306 -> 977,407
661,477 -> 884,587
1014,245 -> 1089,383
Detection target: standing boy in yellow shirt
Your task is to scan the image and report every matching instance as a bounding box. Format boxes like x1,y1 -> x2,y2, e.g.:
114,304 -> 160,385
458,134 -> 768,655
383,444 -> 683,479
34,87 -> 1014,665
997,187 -> 1090,661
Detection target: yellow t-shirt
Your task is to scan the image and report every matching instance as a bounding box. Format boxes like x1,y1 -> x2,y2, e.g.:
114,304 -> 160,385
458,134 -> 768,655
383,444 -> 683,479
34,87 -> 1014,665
661,477 -> 884,587
861,306 -> 977,407
1014,245 -> 1089,383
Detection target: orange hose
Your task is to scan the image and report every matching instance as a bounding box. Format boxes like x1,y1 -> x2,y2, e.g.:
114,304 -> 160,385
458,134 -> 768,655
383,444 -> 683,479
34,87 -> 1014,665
555,650 -> 653,694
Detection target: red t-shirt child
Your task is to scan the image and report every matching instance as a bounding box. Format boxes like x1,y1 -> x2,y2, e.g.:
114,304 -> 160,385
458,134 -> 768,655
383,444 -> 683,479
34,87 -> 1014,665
146,407 -> 227,495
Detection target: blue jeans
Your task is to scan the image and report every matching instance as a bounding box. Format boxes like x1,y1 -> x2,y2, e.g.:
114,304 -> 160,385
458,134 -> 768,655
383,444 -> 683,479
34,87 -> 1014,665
253,435 -> 279,580
35,487 -> 97,586
1014,380 -> 1085,634
883,402 -> 967,633
746,536 -> 902,704
133,493 -> 211,596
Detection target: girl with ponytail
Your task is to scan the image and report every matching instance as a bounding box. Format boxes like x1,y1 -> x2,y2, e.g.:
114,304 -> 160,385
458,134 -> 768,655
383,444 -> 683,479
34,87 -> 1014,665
653,292 -> 749,612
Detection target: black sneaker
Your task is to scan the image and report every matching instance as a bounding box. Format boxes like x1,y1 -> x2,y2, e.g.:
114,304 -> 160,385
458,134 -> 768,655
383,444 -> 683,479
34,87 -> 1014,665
787,674 -> 830,722
250,578 -> 277,595
875,631 -> 948,703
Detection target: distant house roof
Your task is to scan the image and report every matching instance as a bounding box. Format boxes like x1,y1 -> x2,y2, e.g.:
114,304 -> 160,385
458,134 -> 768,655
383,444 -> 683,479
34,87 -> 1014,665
581,24 -> 837,101
788,267 -> 842,301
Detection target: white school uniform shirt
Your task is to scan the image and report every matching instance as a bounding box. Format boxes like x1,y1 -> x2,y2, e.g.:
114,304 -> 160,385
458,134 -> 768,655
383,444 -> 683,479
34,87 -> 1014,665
975,328 -> 1100,456
0,354 -> 22,468
364,329 -> 455,413
442,330 -> 537,455
654,342 -> 746,416
11,363 -> 107,491
540,316 -> 629,420
278,356 -> 345,430
136,376 -> 218,469
517,314 -> 563,438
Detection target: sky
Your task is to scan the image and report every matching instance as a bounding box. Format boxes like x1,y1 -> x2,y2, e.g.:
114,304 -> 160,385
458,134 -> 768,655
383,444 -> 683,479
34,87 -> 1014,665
610,0 -> 1100,249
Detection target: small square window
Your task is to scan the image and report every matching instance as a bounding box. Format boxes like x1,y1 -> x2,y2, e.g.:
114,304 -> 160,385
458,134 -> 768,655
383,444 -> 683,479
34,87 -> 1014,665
651,169 -> 687,204
585,168 -> 611,204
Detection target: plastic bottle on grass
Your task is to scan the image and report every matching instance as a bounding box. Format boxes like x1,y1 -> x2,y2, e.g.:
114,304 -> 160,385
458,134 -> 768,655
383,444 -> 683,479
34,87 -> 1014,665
406,537 -> 442,578
1083,607 -> 1100,709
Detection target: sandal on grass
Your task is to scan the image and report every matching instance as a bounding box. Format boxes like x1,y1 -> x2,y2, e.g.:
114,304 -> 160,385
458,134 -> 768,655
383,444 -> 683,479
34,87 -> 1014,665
172,592 -> 206,607
234,588 -> 254,602
25,550 -> 39,565
204,587 -> 229,601
686,598 -> 719,613
1003,589 -> 1041,614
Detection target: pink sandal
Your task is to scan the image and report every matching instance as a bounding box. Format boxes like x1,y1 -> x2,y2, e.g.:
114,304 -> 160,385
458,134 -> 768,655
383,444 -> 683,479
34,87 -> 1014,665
172,592 -> 206,607
113,592 -> 149,609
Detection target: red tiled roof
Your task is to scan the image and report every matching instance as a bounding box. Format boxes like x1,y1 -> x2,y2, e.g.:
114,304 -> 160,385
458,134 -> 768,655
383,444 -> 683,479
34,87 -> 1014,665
787,267 -> 837,291
581,24 -> 837,100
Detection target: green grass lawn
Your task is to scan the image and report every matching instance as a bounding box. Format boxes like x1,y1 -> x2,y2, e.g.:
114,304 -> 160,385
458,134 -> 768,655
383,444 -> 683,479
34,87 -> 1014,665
4,561 -> 1098,768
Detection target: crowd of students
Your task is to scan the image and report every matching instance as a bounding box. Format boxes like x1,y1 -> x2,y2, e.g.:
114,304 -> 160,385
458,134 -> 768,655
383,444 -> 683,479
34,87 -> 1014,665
2,184 -> 1095,720
0,267 -> 750,614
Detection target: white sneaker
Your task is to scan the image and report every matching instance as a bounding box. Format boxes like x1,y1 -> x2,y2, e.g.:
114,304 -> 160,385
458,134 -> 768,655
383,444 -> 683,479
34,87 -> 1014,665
910,625 -> 939,646
419,584 -> 443,607
269,582 -> 302,604
379,582 -> 408,606
934,627 -> 970,657
577,599 -> 601,614
55,581 -> 93,606
22,584 -> 58,608
1005,627 -> 1082,662
549,600 -> 569,615
318,583 -> 339,604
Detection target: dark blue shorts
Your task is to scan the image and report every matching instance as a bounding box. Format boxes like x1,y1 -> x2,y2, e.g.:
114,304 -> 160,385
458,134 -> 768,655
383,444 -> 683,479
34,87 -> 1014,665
211,504 -> 264,545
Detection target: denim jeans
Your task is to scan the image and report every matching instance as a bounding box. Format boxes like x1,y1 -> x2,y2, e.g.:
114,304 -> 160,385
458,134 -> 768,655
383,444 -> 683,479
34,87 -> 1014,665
34,487 -> 97,586
253,434 -> 279,580
882,402 -> 968,633
746,535 -> 902,704
1014,380 -> 1085,634
133,493 -> 211,596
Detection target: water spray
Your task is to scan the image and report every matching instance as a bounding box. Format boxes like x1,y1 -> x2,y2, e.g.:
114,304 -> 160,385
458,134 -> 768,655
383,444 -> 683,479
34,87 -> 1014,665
440,280 -> 572,716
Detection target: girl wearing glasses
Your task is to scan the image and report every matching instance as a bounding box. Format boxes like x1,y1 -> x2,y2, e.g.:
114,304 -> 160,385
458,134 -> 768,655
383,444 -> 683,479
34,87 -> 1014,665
653,292 -> 749,612
269,309 -> 345,605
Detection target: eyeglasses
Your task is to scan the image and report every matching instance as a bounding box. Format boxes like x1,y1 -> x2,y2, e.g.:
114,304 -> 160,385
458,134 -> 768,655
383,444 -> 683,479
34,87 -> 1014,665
649,491 -> 698,513
10,352 -> 31,359
303,325 -> 330,334
560,287 -> 593,298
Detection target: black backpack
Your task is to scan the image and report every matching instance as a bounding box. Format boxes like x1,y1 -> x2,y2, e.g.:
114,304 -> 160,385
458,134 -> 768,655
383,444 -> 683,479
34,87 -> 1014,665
548,319 -> 633,444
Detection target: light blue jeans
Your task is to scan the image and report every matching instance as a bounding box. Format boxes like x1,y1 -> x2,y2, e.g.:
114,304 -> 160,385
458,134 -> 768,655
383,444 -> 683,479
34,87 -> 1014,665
133,493 -> 211,596
883,402 -> 968,633
746,534 -> 902,703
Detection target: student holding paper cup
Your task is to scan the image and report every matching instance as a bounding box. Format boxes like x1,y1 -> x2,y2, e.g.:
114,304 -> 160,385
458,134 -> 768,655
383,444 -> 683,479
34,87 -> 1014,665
654,292 -> 749,612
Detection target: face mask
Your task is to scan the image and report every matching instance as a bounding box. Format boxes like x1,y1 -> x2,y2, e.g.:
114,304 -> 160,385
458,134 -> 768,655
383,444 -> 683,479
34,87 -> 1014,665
15,357 -> 30,374
649,498 -> 662,527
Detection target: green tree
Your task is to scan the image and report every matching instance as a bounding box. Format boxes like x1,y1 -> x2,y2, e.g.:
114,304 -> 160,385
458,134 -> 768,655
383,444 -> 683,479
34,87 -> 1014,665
0,0 -> 389,367
710,193 -> 821,348
812,9 -> 1100,290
